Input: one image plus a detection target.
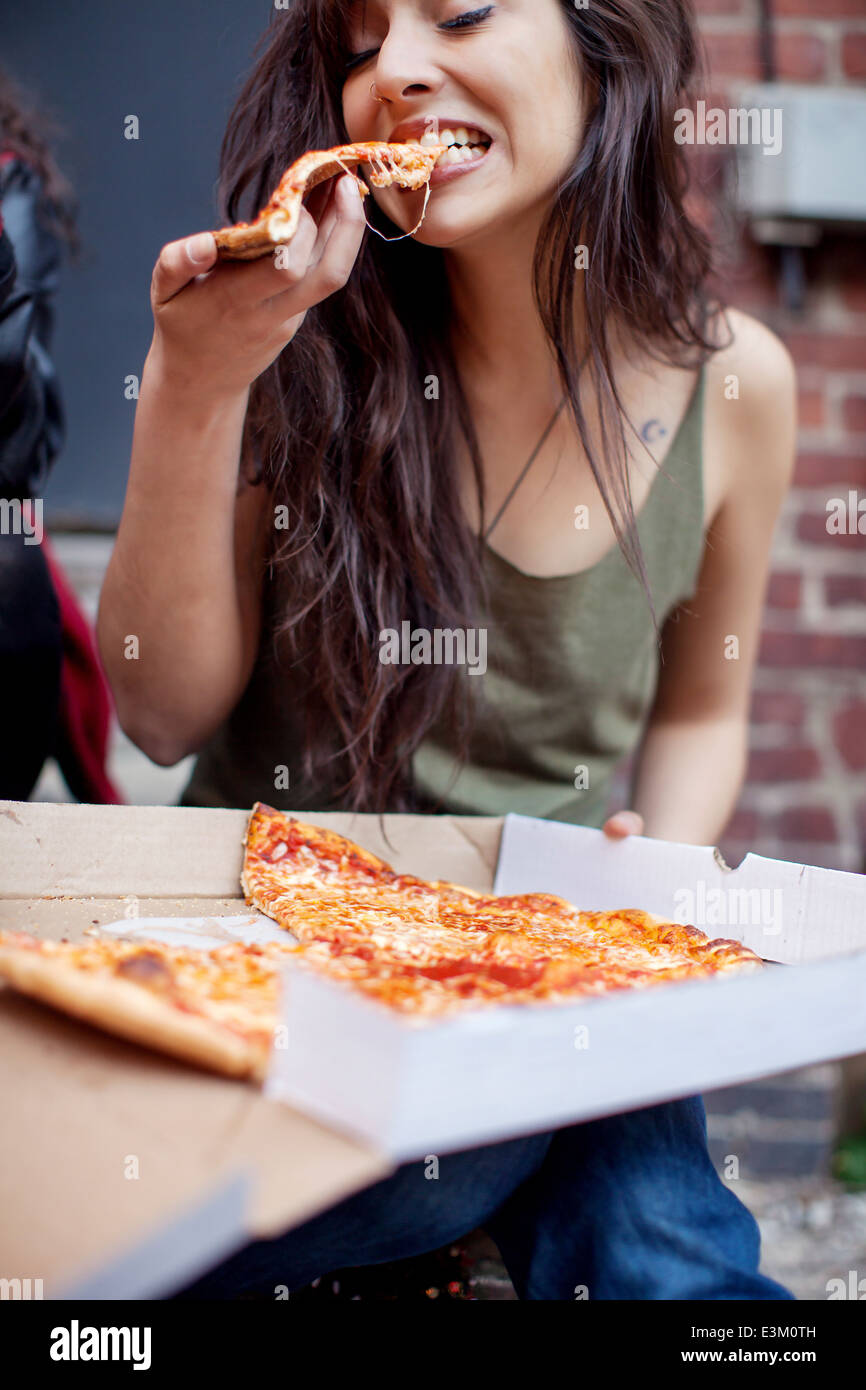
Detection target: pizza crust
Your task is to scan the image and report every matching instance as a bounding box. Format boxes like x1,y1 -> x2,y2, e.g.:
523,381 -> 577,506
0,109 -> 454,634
0,944 -> 269,1082
600,909 -> 763,973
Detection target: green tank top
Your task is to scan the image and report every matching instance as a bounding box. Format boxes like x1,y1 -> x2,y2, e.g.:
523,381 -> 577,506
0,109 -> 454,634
180,367 -> 706,824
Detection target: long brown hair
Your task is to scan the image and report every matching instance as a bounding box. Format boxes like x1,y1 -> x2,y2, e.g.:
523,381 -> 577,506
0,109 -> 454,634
219,0 -> 724,813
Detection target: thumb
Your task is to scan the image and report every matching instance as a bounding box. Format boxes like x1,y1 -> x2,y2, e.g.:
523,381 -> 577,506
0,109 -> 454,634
151,232 -> 217,306
602,810 -> 645,839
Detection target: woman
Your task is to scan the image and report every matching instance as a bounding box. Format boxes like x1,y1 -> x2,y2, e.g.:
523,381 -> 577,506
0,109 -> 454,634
98,1 -> 796,1299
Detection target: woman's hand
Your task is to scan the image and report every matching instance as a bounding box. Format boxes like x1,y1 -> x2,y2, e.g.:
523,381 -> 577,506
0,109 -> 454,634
147,174 -> 366,402
602,810 -> 645,839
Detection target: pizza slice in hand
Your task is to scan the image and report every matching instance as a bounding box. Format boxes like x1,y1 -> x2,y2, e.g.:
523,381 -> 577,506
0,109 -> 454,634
213,141 -> 446,260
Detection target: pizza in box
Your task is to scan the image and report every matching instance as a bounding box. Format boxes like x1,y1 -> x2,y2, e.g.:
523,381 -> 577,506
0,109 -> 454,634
0,803 -> 762,1081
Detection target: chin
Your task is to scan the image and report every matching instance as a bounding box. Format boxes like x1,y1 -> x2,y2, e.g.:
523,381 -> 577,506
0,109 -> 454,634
380,198 -> 503,251
413,211 -> 506,250
409,221 -> 475,249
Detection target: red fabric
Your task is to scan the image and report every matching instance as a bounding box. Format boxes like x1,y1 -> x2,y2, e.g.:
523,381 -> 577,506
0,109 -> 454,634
0,149 -> 13,234
42,536 -> 124,804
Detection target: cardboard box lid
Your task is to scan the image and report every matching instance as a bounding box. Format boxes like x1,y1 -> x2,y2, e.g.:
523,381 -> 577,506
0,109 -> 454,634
0,800 -> 501,1296
0,801 -> 502,900
495,814 -> 866,963
0,991 -> 388,1296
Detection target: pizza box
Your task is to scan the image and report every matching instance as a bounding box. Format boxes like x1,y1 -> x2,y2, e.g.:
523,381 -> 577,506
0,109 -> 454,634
0,799 -> 518,1297
0,799 -> 499,1299
265,812 -> 866,1160
2,801 -> 865,1296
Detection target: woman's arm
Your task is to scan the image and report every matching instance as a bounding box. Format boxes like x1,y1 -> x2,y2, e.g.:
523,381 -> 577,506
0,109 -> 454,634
97,345 -> 266,765
97,176 -> 366,764
605,311 -> 797,845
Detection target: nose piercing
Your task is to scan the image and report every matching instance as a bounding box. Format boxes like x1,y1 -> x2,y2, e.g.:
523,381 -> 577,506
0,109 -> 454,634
370,82 -> 388,104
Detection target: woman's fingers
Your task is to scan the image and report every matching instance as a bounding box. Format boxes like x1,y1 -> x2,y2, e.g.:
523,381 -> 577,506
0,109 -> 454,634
308,177 -> 366,286
269,203 -> 321,285
151,232 -> 217,306
152,172 -> 367,389
309,174 -> 364,262
602,810 -> 646,839
264,175 -> 366,322
161,174 -> 365,328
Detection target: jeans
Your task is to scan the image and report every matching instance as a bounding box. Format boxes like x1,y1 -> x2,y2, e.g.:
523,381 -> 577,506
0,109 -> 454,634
175,1096 -> 794,1300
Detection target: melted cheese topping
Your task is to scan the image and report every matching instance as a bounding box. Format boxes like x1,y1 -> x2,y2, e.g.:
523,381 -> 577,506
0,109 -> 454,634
1,933 -> 285,1046
242,806 -> 763,1018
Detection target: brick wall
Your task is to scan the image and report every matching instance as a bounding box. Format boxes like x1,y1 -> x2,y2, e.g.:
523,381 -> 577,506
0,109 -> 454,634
690,0 -> 866,874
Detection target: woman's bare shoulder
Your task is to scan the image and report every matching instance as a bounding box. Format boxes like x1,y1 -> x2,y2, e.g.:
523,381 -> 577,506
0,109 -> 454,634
705,306 -> 796,410
703,307 -> 797,508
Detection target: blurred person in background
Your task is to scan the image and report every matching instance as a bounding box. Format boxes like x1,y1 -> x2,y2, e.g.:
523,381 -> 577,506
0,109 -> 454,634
0,67 -> 119,802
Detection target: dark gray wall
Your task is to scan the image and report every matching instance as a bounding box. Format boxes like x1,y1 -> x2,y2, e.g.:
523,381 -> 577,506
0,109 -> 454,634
2,0 -> 271,526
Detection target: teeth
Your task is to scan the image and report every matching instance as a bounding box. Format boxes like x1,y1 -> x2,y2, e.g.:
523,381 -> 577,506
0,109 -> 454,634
442,145 -> 488,165
439,128 -> 456,145
468,128 -> 481,144
419,130 -> 440,147
454,126 -> 469,145
405,137 -> 422,146
436,143 -> 489,167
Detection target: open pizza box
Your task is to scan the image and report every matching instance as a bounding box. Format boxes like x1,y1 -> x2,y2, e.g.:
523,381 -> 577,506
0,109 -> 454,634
2,800 -> 866,1298
268,812 -> 866,1157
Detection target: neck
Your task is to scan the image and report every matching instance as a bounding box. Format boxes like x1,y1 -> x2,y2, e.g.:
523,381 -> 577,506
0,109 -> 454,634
444,204 -> 584,407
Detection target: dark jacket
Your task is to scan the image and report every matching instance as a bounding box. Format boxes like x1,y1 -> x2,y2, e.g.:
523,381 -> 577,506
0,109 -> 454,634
0,153 -> 65,497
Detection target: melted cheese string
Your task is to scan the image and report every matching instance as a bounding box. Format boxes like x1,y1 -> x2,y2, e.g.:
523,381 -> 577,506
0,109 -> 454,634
329,149 -> 436,242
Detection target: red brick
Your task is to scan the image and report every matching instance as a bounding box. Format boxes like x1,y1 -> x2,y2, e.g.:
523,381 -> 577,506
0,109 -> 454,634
777,806 -> 838,843
722,240 -> 779,309
843,395 -> 866,432
784,333 -> 866,372
798,389 -> 825,431
693,0 -> 745,12
776,34 -> 828,83
701,31 -> 761,81
833,700 -> 866,772
760,632 -> 866,668
831,241 -> 866,314
840,279 -> 866,315
843,34 -> 866,80
747,746 -> 822,782
727,274 -> 778,312
750,690 -> 806,726
825,575 -> 866,607
722,809 -> 760,841
765,572 -> 802,610
774,0 -> 866,12
795,454 -> 866,487
796,512 -> 864,548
